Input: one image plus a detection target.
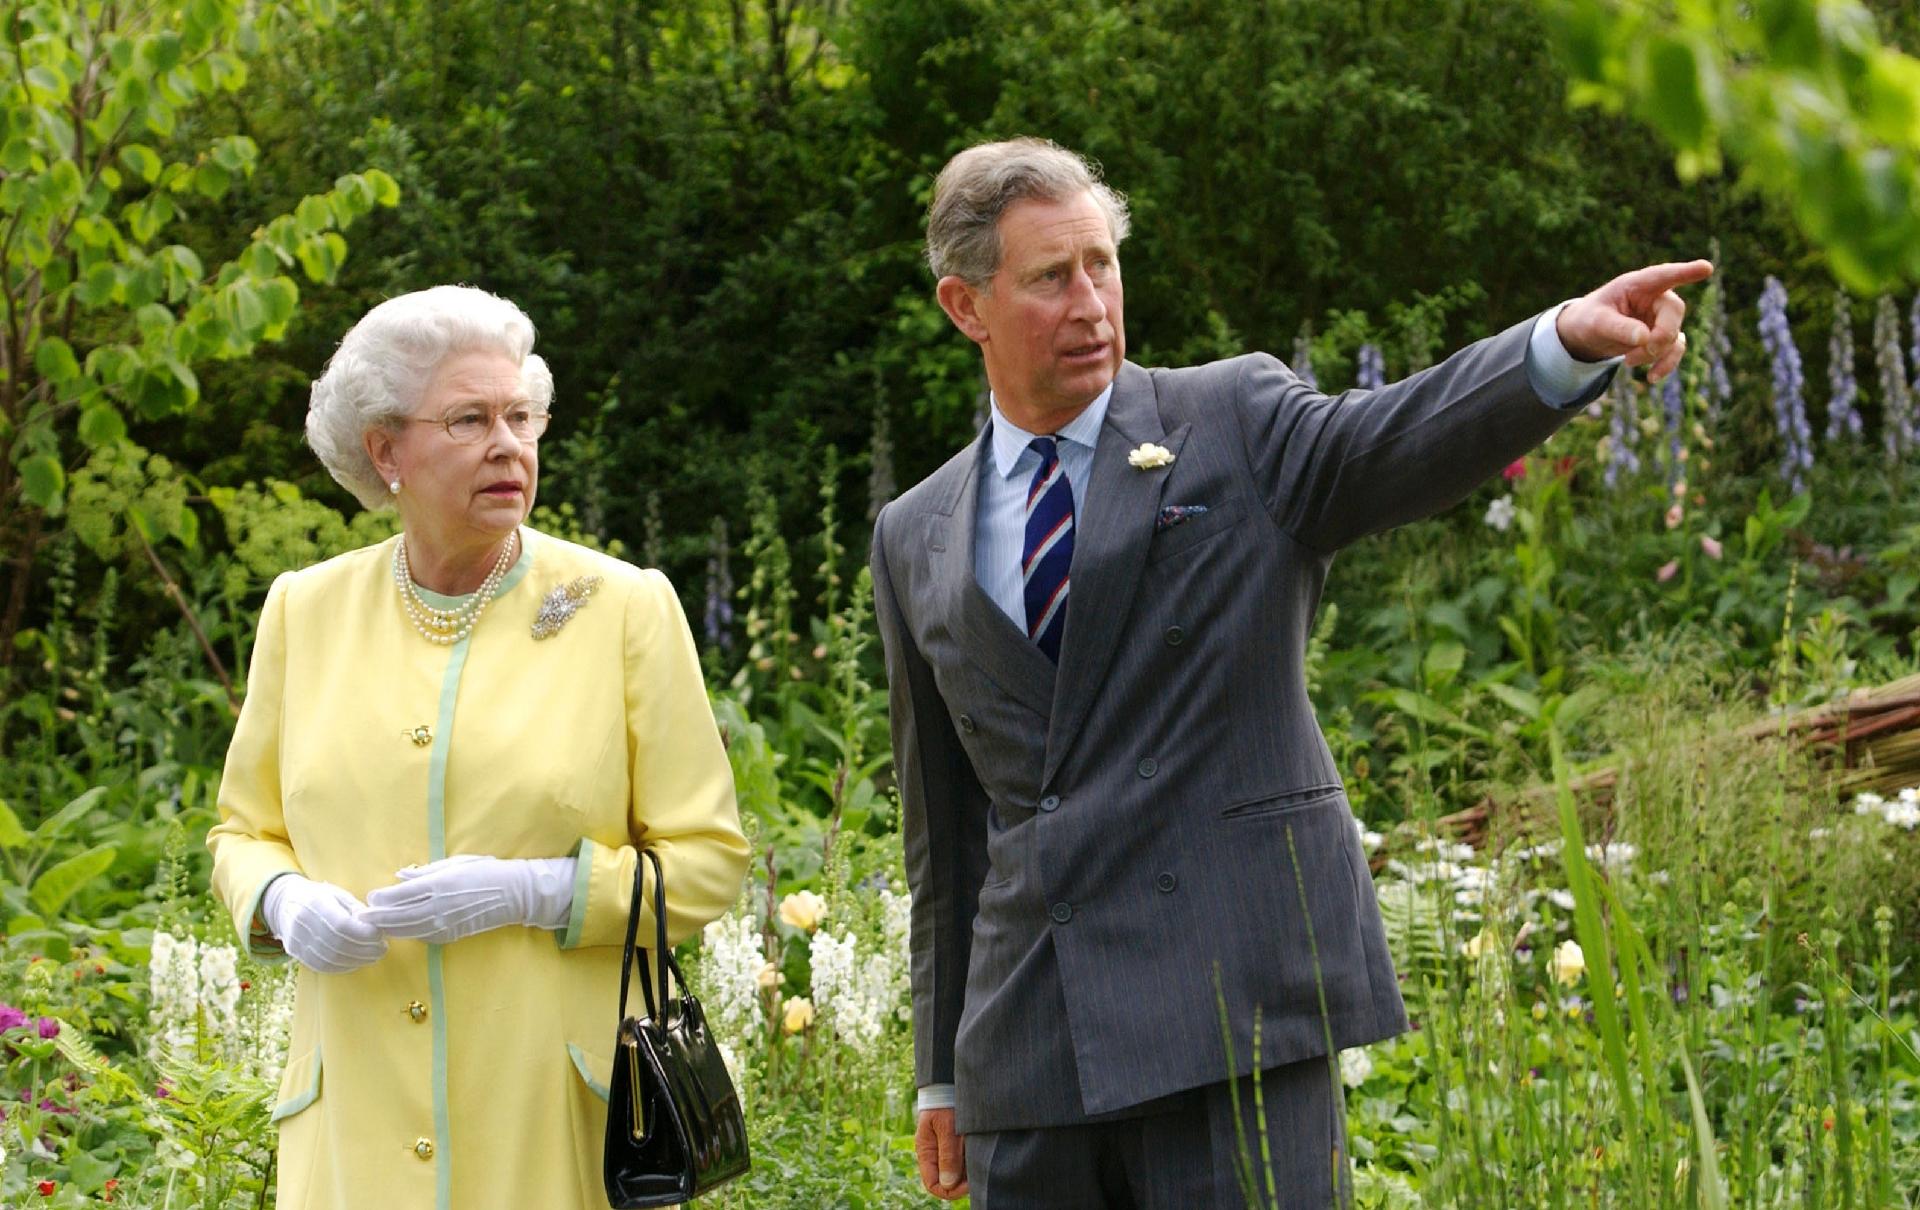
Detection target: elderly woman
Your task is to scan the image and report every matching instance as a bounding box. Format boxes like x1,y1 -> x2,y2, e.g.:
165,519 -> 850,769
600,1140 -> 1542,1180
207,285 -> 750,1210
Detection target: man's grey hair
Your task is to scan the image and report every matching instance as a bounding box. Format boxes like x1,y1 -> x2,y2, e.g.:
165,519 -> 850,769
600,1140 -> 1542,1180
926,137 -> 1131,285
305,285 -> 554,510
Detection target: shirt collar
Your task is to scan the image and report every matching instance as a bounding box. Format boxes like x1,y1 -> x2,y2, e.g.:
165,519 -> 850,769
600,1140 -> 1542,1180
988,383 -> 1114,479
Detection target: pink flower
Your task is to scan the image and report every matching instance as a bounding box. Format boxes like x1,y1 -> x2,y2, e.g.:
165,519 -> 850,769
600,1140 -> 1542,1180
34,1017 -> 57,1040
1700,534 -> 1723,560
0,1003 -> 24,1032
1664,503 -> 1684,529
1656,560 -> 1680,583
1503,458 -> 1527,481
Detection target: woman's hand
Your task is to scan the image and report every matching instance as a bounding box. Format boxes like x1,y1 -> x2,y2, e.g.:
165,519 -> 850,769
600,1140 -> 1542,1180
261,875 -> 389,973
361,854 -> 577,944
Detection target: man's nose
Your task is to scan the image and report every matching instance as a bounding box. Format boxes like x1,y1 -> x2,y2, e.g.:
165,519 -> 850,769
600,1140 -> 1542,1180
1065,267 -> 1106,323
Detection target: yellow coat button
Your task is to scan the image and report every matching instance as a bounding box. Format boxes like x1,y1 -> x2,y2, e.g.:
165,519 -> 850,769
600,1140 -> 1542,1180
407,1001 -> 428,1022
413,1138 -> 434,1160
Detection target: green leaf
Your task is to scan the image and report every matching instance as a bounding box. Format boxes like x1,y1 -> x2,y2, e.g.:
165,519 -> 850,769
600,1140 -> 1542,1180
1482,681 -> 1542,721
34,786 -> 106,842
193,160 -> 232,199
294,193 -> 334,236
1422,640 -> 1466,690
77,404 -> 127,448
1644,35 -> 1712,156
367,167 -> 401,206
33,337 -> 80,387
119,143 -> 163,183
19,455 -> 65,509
30,845 -> 118,919
75,262 -> 119,307
25,65 -> 64,100
0,799 -> 28,848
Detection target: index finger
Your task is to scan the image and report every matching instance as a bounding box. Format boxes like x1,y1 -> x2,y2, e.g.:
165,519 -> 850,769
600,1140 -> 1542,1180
1623,259 -> 1715,296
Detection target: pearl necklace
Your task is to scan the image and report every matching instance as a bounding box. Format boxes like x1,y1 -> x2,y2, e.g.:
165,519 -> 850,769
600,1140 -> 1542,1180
392,531 -> 518,645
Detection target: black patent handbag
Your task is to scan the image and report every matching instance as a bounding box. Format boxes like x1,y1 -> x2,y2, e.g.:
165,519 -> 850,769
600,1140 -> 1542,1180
603,849 -> 751,1207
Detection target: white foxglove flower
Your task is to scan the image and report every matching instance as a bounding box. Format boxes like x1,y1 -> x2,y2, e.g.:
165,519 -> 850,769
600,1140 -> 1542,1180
1484,495 -> 1516,532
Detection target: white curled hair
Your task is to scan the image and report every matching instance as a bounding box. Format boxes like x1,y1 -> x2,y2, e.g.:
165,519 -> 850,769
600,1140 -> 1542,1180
305,285 -> 555,510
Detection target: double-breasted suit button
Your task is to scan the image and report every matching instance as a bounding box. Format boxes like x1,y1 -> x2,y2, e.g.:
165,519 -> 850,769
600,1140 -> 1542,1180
958,714 -> 976,735
406,1000 -> 428,1023
1164,625 -> 1186,646
1049,902 -> 1074,924
1155,872 -> 1178,893
1137,757 -> 1159,778
412,1138 -> 434,1161
1039,794 -> 1061,812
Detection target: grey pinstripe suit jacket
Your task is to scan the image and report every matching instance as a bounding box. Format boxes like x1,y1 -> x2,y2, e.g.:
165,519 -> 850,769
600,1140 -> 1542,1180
870,316 -> 1595,1134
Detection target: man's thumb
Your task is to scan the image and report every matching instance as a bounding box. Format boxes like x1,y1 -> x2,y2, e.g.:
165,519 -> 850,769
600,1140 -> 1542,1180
938,1121 -> 963,1188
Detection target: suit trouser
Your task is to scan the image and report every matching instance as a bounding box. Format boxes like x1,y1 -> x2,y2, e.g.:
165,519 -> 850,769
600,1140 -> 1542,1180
964,1055 -> 1352,1209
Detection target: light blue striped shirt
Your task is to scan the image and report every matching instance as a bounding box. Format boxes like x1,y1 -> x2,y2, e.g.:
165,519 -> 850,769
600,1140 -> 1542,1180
973,383 -> 1113,628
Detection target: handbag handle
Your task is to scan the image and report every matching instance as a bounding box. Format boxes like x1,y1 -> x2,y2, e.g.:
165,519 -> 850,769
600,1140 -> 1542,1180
618,849 -> 672,1024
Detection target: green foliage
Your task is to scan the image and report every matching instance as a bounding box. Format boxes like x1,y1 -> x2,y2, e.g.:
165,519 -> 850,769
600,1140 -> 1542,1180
0,0 -> 397,677
1543,0 -> 1920,287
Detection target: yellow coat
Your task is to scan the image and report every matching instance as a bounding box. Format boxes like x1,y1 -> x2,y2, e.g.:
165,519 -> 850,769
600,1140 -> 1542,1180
207,528 -> 750,1210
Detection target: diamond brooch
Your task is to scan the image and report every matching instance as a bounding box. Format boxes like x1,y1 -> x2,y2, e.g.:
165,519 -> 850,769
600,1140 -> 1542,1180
531,575 -> 603,640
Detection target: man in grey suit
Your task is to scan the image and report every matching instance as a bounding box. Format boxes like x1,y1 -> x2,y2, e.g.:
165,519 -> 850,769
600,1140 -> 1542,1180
869,136 -> 1707,1207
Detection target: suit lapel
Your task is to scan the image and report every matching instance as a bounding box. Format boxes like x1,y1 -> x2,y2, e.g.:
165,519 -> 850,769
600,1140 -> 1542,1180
1044,363 -> 1185,784
931,429 -> 1057,718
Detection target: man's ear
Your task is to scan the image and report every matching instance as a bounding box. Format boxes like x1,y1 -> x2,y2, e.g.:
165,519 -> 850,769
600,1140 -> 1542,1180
364,425 -> 401,485
935,275 -> 991,345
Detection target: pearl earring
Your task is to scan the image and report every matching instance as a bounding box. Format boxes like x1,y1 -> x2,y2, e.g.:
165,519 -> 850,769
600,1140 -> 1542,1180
389,479 -> 401,495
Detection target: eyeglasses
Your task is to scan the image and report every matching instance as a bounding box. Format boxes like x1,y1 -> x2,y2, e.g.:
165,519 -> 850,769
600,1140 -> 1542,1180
406,403 -> 550,444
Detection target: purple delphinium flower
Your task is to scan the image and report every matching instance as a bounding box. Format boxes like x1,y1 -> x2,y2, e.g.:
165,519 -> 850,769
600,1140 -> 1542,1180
0,1003 -> 24,1032
1662,372 -> 1686,490
1704,286 -> 1733,423
1876,295 -> 1913,459
1826,289 -> 1862,443
1758,276 -> 1814,493
702,519 -> 734,651
1355,343 -> 1385,391
1910,293 -> 1920,396
1604,371 -> 1642,489
1292,330 -> 1318,391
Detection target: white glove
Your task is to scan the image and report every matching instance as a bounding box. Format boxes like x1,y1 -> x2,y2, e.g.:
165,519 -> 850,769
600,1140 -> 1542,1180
260,874 -> 389,973
360,854 -> 577,944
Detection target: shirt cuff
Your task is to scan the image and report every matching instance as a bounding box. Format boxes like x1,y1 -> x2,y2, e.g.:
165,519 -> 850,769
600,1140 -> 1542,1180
917,1083 -> 957,1113
1527,301 -> 1622,409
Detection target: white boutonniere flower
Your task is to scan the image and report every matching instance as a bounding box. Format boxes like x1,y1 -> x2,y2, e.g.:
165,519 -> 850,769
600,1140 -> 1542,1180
1127,442 -> 1175,470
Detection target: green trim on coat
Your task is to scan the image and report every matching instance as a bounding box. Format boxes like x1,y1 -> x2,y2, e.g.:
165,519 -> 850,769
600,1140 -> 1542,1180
557,836 -> 594,950
567,1043 -> 610,1102
269,1044 -> 322,1122
239,870 -> 296,964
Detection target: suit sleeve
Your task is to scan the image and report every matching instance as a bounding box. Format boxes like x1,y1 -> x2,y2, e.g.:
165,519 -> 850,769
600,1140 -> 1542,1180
871,507 -> 992,1090
206,573 -> 301,962
559,568 -> 751,950
1228,314 -> 1609,553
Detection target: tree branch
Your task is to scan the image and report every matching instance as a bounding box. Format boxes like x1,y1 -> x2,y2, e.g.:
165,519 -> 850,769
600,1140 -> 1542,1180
133,521 -> 240,714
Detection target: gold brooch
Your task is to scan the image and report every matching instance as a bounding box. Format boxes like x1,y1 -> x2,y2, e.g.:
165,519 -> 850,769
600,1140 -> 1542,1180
532,576 -> 603,640
403,725 -> 432,747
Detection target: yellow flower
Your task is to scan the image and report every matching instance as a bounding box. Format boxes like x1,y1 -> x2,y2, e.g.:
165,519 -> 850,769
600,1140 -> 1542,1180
756,962 -> 779,993
778,890 -> 828,932
1551,939 -> 1586,986
782,996 -> 815,1034
1461,930 -> 1491,960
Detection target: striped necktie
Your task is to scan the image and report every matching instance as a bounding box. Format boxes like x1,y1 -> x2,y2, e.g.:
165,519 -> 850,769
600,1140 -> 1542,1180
1022,436 -> 1074,662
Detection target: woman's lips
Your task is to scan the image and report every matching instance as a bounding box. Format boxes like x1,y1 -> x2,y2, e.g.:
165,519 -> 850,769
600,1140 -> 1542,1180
481,484 -> 523,496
